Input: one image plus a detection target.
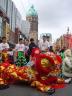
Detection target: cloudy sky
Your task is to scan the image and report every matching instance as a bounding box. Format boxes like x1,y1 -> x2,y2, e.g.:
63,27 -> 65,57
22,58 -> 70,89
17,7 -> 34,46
12,0 -> 72,42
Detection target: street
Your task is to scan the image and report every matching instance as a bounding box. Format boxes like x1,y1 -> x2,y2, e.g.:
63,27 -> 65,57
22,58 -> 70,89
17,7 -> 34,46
0,84 -> 72,96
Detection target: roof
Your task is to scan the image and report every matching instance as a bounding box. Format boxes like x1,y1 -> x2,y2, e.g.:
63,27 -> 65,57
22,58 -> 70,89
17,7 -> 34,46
26,5 -> 38,17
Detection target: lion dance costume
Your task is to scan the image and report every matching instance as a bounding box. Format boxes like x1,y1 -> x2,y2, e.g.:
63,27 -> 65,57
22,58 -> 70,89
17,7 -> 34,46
0,48 -> 65,94
30,48 -> 65,92
0,49 -> 10,89
16,51 -> 27,67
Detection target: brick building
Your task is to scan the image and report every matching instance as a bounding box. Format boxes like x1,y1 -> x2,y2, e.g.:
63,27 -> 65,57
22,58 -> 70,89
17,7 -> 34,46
54,33 -> 72,51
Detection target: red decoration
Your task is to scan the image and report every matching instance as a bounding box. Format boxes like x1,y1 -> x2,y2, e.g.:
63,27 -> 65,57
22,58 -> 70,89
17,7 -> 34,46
35,54 -> 55,75
31,48 -> 41,57
36,74 -> 57,85
0,49 -> 66,92
55,55 -> 62,64
52,84 -> 66,89
2,62 -> 10,68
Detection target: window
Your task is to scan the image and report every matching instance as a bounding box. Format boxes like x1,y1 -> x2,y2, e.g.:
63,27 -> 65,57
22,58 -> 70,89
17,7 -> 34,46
0,17 -> 3,36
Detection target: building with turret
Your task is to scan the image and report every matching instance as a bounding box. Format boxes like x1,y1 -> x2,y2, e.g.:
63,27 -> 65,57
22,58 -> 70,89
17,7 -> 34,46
54,27 -> 72,50
26,5 -> 38,44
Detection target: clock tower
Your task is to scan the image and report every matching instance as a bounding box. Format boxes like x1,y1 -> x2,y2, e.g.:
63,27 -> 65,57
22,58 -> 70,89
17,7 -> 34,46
26,5 -> 38,44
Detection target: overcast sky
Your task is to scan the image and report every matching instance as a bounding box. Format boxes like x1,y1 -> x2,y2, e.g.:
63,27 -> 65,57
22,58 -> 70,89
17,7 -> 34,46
12,0 -> 72,42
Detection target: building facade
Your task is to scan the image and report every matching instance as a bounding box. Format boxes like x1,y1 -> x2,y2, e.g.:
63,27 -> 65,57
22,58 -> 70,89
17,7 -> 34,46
0,0 -> 9,39
21,20 -> 30,39
26,5 -> 38,44
0,0 -> 23,44
63,34 -> 72,49
54,33 -> 72,51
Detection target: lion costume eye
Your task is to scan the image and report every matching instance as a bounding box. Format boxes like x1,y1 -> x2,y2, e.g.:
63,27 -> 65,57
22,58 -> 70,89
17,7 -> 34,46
41,58 -> 50,67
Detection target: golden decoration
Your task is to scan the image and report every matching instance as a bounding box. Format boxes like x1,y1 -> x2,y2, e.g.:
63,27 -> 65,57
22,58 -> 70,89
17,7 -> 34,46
41,58 -> 49,67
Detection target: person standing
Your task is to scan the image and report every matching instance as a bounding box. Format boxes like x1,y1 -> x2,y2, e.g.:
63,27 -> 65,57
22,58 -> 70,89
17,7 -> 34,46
24,39 -> 29,62
8,47 -> 14,64
0,37 -> 9,51
28,38 -> 38,56
27,38 -> 38,66
0,37 -> 9,62
38,36 -> 49,53
15,38 -> 27,66
24,39 -> 29,52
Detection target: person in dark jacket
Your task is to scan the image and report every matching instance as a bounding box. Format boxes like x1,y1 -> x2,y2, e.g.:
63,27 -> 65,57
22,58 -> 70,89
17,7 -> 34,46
28,38 -> 38,56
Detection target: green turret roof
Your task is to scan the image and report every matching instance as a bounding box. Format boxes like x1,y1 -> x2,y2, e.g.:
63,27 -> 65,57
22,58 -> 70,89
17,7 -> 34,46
26,5 -> 38,16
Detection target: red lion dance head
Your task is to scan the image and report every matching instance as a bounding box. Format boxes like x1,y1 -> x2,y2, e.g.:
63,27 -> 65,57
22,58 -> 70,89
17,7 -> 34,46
31,48 -> 65,90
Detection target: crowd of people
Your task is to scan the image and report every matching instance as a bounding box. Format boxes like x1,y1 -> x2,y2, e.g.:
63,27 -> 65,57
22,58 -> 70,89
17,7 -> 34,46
0,36 -> 72,84
0,36 -> 53,63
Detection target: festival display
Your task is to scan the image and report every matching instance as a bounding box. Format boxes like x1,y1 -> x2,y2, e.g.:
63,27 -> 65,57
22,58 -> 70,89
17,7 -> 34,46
0,48 -> 65,94
30,49 -> 65,92
0,50 -> 10,89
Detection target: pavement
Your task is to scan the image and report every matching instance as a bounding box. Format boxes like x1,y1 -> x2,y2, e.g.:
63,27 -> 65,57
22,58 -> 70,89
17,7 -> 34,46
0,83 -> 72,96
